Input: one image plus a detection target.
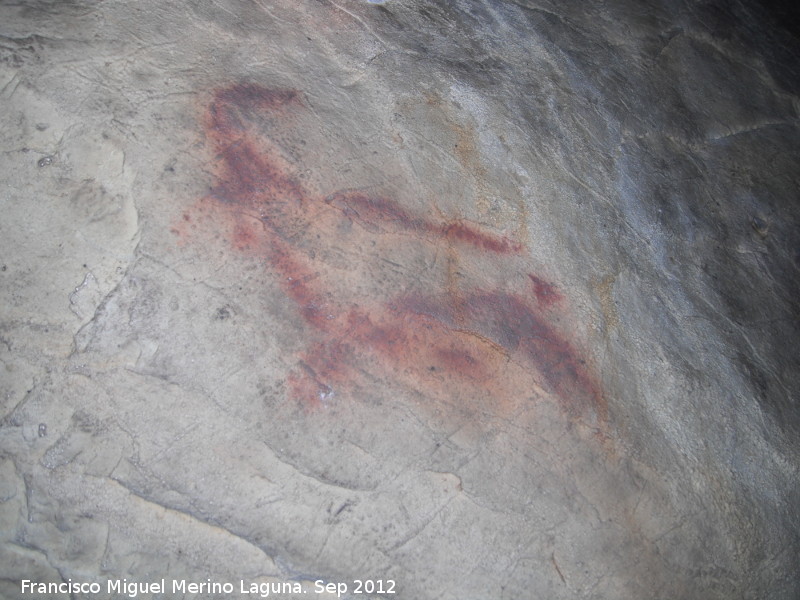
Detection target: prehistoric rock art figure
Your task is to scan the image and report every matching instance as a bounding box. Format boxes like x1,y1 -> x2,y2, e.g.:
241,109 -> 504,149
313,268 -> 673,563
174,83 -> 605,428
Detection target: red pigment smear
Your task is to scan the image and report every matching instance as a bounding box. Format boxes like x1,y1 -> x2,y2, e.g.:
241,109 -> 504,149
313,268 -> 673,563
529,274 -> 562,308
174,83 -> 606,428
325,191 -> 523,253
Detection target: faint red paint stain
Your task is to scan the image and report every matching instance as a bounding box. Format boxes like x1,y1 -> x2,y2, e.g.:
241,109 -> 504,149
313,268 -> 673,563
173,83 -> 606,429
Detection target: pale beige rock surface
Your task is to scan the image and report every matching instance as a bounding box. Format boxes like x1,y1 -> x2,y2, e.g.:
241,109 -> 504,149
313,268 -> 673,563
1,1 -> 798,599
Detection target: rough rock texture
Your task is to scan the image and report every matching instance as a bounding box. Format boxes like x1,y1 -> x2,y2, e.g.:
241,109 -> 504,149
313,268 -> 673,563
1,1 -> 798,599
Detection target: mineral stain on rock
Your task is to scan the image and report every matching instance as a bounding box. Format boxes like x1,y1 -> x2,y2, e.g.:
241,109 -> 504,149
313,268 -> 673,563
173,83 -> 606,429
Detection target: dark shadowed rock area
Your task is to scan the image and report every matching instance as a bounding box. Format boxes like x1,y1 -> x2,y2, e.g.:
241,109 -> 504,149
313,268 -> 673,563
1,1 -> 798,599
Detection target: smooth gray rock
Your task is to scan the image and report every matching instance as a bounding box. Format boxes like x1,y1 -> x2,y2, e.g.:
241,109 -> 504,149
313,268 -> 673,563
1,1 -> 797,599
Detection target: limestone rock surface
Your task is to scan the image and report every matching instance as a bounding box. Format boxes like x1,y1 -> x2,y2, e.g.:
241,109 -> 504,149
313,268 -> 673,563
1,1 -> 798,599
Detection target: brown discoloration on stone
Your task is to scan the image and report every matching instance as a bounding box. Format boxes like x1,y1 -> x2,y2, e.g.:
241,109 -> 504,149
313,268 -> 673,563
595,273 -> 619,332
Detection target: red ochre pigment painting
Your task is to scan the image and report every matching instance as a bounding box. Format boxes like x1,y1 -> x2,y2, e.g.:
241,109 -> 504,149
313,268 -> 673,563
173,83 -> 606,430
